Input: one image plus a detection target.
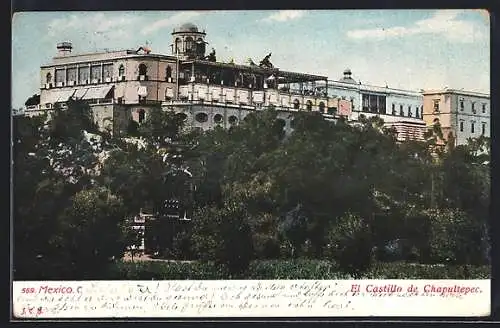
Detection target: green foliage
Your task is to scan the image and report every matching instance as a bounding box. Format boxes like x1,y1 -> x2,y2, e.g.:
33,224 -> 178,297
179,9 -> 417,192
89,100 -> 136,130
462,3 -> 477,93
48,99 -> 97,142
325,212 -> 373,277
108,260 -> 489,280
191,202 -> 254,274
24,94 -> 40,106
59,187 -> 128,278
424,208 -> 486,265
365,261 -> 490,279
278,204 -> 309,258
13,97 -> 491,279
138,107 -> 186,144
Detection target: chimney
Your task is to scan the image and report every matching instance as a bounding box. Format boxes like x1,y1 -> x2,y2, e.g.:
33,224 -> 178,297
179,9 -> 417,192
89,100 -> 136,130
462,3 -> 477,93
57,42 -> 73,56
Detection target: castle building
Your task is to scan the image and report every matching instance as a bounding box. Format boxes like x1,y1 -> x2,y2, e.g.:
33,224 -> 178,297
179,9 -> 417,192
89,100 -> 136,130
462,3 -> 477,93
422,89 -> 490,146
28,22 -> 429,142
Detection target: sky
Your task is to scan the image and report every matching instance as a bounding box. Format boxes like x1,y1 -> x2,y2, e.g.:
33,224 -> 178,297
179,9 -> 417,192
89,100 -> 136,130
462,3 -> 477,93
11,9 -> 490,109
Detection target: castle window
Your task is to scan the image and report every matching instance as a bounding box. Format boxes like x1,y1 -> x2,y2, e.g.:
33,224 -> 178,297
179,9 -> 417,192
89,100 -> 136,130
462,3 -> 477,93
416,107 -> 420,118
433,99 -> 440,112
46,72 -> 52,83
55,69 -> 65,84
306,100 -> 313,111
166,66 -> 172,80
118,64 -> 125,76
319,101 -> 325,113
399,104 -> 404,116
195,112 -> 208,123
363,94 -> 386,113
175,38 -> 181,54
392,103 -> 396,115
185,37 -> 194,52
293,99 -> 300,109
138,109 -> 146,124
197,38 -> 205,54
482,103 -> 486,113
90,65 -> 101,82
482,122 -> 487,135
460,99 -> 464,110
138,63 -> 148,76
408,105 -> 412,117
78,66 -> 90,84
459,120 -> 464,132
471,121 -> 475,134
213,114 -> 223,124
103,64 -> 113,78
228,115 -> 238,125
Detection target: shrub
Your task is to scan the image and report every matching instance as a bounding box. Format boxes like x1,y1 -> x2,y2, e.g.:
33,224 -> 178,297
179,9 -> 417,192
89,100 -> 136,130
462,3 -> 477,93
325,212 -> 373,277
365,261 -> 490,279
105,259 -> 489,280
425,209 -> 486,265
191,202 -> 254,275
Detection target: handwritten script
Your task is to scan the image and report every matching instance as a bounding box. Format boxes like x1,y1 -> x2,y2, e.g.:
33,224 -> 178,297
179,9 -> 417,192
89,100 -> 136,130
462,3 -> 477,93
12,280 -> 489,318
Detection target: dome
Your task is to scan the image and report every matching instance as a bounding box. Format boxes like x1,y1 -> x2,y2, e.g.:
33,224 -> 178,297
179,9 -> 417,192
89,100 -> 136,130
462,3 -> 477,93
176,22 -> 199,33
340,68 -> 357,84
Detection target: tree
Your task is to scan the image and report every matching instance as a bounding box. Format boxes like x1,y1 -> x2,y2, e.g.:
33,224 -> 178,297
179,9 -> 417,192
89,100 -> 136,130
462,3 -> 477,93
59,187 -> 128,278
138,107 -> 186,145
325,212 -> 373,277
191,202 -> 254,275
424,209 -> 486,266
24,94 -> 40,106
278,204 -> 309,258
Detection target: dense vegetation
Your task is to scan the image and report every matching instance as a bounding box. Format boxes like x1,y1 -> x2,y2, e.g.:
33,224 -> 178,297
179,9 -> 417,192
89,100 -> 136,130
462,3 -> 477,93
13,101 -> 490,280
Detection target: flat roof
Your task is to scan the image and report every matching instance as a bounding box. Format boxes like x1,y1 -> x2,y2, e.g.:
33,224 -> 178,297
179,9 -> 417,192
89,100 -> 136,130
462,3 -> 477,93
182,59 -> 327,82
41,51 -> 177,68
422,89 -> 490,98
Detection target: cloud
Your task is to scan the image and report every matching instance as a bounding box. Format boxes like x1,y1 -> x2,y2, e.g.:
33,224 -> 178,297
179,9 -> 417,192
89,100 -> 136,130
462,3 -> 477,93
47,13 -> 142,39
347,10 -> 486,43
140,12 -> 202,35
263,10 -> 306,22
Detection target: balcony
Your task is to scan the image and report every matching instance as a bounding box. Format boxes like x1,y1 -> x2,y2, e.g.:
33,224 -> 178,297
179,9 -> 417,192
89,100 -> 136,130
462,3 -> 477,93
175,83 -> 328,112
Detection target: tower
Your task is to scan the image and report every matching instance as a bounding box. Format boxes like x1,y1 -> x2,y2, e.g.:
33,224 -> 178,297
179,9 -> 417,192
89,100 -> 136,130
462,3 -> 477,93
171,23 -> 207,60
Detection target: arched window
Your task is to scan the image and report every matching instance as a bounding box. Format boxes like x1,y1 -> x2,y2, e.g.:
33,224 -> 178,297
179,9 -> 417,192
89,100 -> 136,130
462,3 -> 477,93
175,38 -> 182,54
166,66 -> 172,80
185,37 -> 194,52
118,64 -> 125,76
306,100 -> 313,111
197,38 -> 205,55
214,114 -> 223,124
138,109 -> 146,123
195,112 -> 208,123
138,63 -> 148,76
228,115 -> 238,125
293,99 -> 300,109
319,101 -> 325,113
46,72 -> 52,83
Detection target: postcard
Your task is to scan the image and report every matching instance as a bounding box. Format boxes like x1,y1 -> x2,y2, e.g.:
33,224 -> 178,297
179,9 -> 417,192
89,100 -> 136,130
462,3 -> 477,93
11,9 -> 491,319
